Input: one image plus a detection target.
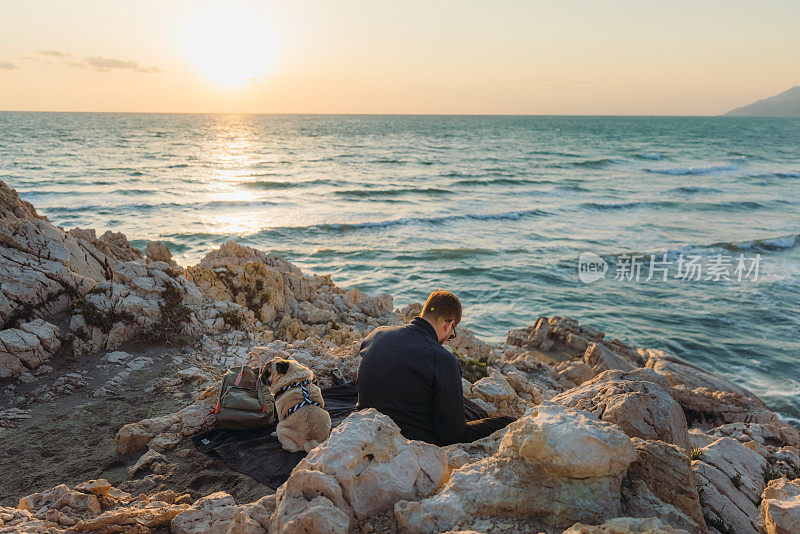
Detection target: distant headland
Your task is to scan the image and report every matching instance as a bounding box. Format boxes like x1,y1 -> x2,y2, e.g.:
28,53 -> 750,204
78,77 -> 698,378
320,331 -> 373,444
725,85 -> 800,117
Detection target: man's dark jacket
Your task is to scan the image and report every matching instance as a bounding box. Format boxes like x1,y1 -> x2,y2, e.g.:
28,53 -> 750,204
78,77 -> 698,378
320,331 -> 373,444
356,316 -> 465,445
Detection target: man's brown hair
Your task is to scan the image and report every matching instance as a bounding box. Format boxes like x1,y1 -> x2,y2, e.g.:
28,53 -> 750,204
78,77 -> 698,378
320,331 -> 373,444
421,290 -> 462,324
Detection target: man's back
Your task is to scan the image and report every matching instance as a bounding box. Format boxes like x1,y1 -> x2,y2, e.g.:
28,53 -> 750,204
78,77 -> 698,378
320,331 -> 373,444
356,316 -> 465,445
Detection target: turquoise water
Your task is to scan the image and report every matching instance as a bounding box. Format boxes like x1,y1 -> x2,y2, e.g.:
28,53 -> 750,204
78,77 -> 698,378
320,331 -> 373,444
1,112 -> 798,423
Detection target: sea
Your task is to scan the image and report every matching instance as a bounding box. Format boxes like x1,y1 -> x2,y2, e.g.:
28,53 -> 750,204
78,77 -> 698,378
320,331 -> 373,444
1,112 -> 798,424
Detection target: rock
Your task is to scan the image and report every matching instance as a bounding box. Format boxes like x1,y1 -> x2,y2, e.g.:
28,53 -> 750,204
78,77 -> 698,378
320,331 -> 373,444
74,479 -> 132,509
693,459 -> 758,534
171,492 -> 237,534
554,361 -> 595,387
564,516 -> 690,533
0,350 -> 24,379
289,408 -> 448,520
148,432 -> 183,453
73,499 -> 188,532
503,367 -> 546,404
128,449 -> 168,478
584,342 -> 638,375
116,415 -> 176,455
700,437 -> 768,504
506,316 -> 605,358
126,356 -> 151,371
186,241 -> 400,346
704,421 -> 800,448
622,439 -> 705,534
270,469 -> 352,533
395,402 -> 638,533
145,241 -> 176,266
0,407 -> 33,427
227,494 -> 276,534
70,228 -> 143,263
466,371 -> 529,418
355,293 -> 393,318
643,349 -> 775,427
551,368 -> 690,449
0,327 -> 54,374
396,302 -> 422,323
19,484 -> 101,525
115,386 -> 218,454
449,326 -> 496,362
0,507 -> 38,529
760,477 -> 800,534
499,402 -> 636,479
690,438 -> 769,534
1,183 -> 109,328
105,350 -> 132,364
19,319 -> 61,354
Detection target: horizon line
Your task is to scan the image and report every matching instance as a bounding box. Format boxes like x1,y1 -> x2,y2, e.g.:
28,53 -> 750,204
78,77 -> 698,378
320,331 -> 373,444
0,109 -> 745,118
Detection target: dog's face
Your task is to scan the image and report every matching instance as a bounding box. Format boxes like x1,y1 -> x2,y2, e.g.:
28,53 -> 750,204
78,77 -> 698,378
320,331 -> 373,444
265,357 -> 315,393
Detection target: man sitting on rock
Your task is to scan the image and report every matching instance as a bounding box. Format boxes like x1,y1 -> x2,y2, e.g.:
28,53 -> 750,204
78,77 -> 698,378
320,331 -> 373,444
357,290 -> 513,446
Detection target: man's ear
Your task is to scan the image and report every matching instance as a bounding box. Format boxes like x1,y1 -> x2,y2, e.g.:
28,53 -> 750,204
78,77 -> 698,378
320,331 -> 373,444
276,360 -> 290,374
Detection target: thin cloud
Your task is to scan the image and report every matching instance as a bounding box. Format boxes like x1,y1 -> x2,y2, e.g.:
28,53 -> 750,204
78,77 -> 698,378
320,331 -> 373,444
38,49 -> 71,58
0,61 -> 19,70
23,49 -> 162,74
84,56 -> 161,74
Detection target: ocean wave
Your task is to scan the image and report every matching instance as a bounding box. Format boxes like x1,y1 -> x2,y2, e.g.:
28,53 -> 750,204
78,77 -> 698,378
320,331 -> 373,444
554,184 -> 589,192
646,163 -> 738,175
241,179 -> 333,190
44,199 -> 282,214
252,160 -> 292,167
160,232 -> 232,243
580,199 -> 767,211
637,153 -> 664,160
581,201 -> 654,211
440,171 -> 473,178
711,234 -> 800,253
111,189 -> 156,196
527,150 -> 583,158
746,171 -> 800,181
668,186 -> 722,194
167,163 -> 190,168
453,177 -> 549,187
555,158 -> 622,169
201,200 -> 280,208
308,248 -> 388,259
255,208 -> 550,237
334,187 -> 454,198
371,158 -> 406,164
17,189 -> 84,197
481,168 -> 523,176
599,233 -> 800,264
388,247 -> 504,262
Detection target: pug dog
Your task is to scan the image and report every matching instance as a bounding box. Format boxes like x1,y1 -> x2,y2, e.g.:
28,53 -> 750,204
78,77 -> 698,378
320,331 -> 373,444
265,357 -> 331,453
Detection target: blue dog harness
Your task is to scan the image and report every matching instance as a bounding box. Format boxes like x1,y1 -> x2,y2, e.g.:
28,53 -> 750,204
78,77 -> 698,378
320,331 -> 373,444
274,379 -> 321,417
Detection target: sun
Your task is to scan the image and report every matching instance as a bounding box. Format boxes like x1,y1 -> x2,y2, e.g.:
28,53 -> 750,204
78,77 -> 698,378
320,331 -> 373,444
179,2 -> 276,88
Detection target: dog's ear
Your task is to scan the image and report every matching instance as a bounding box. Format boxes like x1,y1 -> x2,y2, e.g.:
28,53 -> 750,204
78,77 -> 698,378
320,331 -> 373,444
275,360 -> 290,374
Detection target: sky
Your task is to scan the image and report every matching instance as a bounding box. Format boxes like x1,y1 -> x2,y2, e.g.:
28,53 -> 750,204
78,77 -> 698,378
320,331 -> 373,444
1,0 -> 799,115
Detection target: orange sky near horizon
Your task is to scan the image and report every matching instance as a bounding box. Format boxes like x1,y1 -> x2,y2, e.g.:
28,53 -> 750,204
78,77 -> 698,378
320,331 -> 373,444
1,0 -> 799,115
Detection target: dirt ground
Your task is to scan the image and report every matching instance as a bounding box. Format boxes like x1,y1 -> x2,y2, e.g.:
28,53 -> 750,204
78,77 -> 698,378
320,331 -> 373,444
0,340 -> 273,508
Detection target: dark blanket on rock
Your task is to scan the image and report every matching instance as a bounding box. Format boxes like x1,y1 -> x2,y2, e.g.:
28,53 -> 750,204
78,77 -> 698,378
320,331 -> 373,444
192,381 -> 490,487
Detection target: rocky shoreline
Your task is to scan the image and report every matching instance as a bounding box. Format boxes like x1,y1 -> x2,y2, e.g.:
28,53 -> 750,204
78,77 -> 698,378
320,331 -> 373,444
1,179 -> 798,534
